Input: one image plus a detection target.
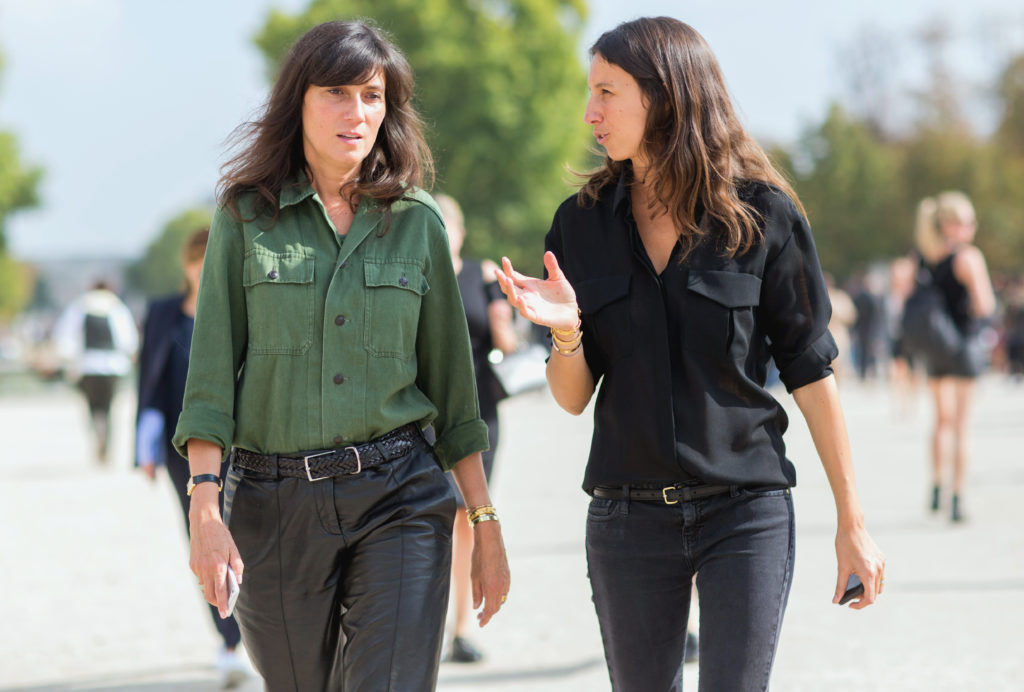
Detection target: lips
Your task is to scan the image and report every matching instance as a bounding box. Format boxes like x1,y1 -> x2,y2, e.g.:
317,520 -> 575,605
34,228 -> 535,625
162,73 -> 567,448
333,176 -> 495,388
337,133 -> 362,141
595,132 -> 608,145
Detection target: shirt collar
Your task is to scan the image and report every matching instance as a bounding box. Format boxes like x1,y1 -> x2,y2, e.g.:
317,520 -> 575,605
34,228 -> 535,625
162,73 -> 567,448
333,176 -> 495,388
612,167 -> 632,220
278,171 -> 316,209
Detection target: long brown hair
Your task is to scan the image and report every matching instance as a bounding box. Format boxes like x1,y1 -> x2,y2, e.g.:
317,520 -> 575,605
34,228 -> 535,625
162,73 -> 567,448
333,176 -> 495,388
218,20 -> 433,223
579,17 -> 802,258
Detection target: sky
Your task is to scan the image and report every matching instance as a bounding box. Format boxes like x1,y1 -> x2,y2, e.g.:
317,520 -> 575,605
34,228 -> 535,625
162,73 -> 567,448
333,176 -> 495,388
1,0 -> 1022,261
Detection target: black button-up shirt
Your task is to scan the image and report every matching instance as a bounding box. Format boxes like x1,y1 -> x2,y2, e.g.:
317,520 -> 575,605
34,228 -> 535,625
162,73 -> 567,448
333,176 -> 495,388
546,175 -> 837,490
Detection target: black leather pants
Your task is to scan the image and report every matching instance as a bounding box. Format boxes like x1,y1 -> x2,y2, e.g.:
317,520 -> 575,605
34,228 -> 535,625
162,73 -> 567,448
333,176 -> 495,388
223,436 -> 456,691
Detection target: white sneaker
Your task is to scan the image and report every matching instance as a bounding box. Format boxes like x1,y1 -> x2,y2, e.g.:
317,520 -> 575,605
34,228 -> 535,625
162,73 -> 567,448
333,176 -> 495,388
216,647 -> 250,689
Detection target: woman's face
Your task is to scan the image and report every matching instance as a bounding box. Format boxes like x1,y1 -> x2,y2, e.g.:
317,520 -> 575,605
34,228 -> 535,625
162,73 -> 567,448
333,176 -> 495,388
301,71 -> 386,181
941,210 -> 977,245
584,55 -> 649,168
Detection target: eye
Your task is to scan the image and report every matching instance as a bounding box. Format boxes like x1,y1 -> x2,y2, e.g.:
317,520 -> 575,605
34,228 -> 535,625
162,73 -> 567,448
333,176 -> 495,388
364,91 -> 383,102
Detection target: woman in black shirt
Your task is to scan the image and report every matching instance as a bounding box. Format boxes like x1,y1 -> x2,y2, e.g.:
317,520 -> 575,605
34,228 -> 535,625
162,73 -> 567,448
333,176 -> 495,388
496,17 -> 885,691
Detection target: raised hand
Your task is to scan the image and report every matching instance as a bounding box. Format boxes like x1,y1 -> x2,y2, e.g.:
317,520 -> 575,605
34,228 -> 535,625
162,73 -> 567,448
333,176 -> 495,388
494,252 -> 579,331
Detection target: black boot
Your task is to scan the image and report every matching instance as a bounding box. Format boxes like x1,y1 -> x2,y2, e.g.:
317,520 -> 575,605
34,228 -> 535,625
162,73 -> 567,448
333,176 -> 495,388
930,485 -> 941,512
951,494 -> 965,522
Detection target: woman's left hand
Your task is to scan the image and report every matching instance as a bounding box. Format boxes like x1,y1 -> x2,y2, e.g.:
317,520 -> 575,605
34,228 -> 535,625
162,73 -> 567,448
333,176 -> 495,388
470,519 -> 511,626
834,523 -> 886,609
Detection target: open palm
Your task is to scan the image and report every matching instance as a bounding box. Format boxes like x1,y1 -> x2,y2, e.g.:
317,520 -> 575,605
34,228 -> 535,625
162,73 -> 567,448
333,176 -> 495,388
494,252 -> 579,331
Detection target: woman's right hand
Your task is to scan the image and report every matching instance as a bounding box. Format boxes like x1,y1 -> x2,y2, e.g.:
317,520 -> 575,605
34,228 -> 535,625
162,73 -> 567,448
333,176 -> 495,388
188,486 -> 244,618
494,251 -> 579,331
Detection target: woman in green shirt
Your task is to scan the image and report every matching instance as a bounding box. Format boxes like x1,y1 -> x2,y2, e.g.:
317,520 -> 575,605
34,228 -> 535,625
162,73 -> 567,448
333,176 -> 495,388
173,20 -> 510,690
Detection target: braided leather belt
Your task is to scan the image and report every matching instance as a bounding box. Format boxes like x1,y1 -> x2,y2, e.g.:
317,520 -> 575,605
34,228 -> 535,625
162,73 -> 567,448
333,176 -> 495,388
592,484 -> 732,505
231,423 -> 422,482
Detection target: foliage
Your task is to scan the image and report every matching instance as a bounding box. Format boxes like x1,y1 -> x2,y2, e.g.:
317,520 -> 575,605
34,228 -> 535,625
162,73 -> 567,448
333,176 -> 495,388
254,0 -> 591,274
127,208 -> 213,298
0,49 -> 43,319
784,45 -> 1024,281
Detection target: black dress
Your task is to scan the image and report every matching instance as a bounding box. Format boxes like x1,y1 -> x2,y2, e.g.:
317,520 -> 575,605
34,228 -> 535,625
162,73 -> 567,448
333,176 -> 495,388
445,259 -> 506,505
927,252 -> 987,378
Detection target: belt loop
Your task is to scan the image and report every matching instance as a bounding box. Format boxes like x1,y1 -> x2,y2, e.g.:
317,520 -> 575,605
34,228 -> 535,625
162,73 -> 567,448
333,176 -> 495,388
729,485 -> 741,498
621,484 -> 631,513
267,453 -> 279,478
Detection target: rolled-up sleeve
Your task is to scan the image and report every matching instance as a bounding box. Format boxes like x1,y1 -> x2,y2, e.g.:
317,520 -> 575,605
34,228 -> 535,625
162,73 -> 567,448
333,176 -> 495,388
414,219 -> 489,470
758,196 -> 838,392
171,207 -> 248,460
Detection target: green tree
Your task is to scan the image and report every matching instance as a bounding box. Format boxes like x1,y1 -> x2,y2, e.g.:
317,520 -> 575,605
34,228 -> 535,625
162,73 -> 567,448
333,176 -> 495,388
128,208 -> 213,298
255,0 -> 591,273
786,103 -> 907,279
0,50 -> 43,319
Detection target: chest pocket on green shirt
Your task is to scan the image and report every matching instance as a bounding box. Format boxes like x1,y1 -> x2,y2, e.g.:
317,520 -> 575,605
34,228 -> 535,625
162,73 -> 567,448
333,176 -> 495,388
363,259 -> 428,359
242,250 -> 315,355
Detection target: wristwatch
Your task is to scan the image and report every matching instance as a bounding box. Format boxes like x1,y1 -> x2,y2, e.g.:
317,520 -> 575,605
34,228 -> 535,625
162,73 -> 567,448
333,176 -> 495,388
186,473 -> 223,496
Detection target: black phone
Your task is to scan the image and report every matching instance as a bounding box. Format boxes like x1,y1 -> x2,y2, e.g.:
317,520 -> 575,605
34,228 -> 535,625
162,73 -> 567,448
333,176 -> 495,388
838,574 -> 864,605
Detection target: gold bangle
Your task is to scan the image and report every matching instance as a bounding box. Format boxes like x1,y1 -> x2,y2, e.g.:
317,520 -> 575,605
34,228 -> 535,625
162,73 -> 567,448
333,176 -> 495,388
552,339 -> 582,357
466,504 -> 497,523
470,512 -> 500,526
551,329 -> 581,345
551,319 -> 582,340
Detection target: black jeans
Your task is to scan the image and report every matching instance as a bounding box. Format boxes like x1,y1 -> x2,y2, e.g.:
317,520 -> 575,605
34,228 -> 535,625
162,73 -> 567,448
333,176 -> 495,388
224,435 -> 456,691
586,486 -> 795,692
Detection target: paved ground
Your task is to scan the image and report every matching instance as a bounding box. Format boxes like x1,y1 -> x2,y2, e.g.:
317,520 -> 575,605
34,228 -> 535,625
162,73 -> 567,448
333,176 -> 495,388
1,374 -> 1022,691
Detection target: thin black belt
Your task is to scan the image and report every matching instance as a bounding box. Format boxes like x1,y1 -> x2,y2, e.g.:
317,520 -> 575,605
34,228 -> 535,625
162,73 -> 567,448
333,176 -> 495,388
231,423 -> 422,482
592,484 -> 732,505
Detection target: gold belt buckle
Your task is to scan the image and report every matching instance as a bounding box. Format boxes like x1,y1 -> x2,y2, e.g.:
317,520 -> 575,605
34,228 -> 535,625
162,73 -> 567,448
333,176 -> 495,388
662,486 -> 679,505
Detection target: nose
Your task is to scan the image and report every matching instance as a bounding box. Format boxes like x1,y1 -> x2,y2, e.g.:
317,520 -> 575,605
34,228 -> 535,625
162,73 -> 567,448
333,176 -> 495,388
584,96 -> 600,125
344,97 -> 365,122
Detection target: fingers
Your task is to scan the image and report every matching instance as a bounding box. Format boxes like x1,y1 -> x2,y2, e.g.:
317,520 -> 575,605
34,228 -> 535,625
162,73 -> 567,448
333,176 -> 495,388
472,579 -> 482,611
212,562 -> 229,618
543,251 -> 565,281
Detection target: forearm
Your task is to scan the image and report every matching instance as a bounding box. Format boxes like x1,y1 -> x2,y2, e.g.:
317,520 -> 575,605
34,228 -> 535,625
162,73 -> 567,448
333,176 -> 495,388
186,438 -> 225,520
450,452 -> 493,509
791,375 -> 864,529
546,344 -> 595,415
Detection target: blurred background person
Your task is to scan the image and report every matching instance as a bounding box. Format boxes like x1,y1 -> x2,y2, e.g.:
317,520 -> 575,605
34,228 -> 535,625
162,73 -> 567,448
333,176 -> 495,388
134,228 -> 248,688
851,269 -> 887,382
434,193 -> 518,663
825,272 -> 857,383
913,191 -> 995,522
888,253 -> 922,416
52,279 -> 138,462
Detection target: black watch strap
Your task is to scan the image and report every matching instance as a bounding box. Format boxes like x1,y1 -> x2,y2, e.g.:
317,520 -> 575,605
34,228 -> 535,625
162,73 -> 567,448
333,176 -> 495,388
186,473 -> 223,496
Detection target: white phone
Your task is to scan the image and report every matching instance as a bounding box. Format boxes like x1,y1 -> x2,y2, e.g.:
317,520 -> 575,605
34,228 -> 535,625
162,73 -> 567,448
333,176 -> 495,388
225,566 -> 240,617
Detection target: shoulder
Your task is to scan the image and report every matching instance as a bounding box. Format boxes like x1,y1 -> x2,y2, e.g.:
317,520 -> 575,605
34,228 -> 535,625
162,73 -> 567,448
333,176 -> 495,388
952,245 -> 987,279
738,181 -> 801,222
147,294 -> 183,316
393,188 -> 444,227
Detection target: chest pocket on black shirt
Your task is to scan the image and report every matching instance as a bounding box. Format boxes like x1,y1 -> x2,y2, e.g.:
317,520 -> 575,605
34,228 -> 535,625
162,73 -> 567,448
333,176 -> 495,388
684,270 -> 761,360
576,275 -> 632,365
242,250 -> 315,356
363,259 -> 428,359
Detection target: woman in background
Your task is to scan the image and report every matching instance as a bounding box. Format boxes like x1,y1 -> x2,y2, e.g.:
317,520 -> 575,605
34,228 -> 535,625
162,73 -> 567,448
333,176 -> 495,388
135,228 -> 248,688
914,192 -> 995,522
434,193 -> 517,663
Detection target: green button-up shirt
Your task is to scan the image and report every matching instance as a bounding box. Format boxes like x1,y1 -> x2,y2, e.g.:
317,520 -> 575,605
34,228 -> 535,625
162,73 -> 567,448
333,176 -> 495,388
172,182 -> 489,470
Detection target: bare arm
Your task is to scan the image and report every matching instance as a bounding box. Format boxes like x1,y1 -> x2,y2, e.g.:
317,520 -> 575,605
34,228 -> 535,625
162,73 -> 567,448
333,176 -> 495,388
494,252 -> 596,414
186,438 -> 244,617
952,246 -> 996,318
792,375 -> 886,609
449,452 -> 511,627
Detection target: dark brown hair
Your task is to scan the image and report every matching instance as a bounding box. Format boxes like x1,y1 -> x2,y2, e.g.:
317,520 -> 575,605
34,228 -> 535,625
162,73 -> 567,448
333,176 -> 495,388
580,17 -> 803,258
218,20 -> 433,223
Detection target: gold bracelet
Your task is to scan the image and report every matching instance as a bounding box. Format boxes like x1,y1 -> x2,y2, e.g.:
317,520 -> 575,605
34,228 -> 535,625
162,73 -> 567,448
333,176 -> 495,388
470,512 -> 500,526
551,320 -> 582,341
551,338 -> 582,357
466,504 -> 497,523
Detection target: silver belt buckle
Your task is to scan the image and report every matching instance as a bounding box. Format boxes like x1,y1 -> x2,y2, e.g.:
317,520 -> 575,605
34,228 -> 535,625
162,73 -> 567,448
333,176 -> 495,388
346,446 -> 362,474
303,450 -> 333,482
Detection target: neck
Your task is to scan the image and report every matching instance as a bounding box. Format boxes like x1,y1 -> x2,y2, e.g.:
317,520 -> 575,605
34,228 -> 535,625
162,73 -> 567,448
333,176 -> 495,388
451,255 -> 463,275
305,159 -> 358,205
182,289 -> 198,317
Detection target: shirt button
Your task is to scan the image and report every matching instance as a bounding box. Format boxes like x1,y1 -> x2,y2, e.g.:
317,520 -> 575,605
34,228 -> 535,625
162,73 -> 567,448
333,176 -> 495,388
333,374 -> 345,385
267,270 -> 278,280
333,435 -> 344,445
335,315 -> 346,326
399,275 -> 409,287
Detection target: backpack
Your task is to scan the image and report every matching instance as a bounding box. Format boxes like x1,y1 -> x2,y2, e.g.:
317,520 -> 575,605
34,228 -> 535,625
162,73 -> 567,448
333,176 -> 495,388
900,266 -> 964,372
83,312 -> 115,350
